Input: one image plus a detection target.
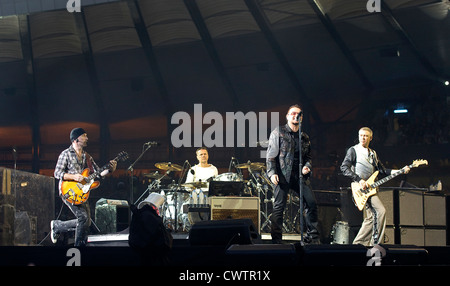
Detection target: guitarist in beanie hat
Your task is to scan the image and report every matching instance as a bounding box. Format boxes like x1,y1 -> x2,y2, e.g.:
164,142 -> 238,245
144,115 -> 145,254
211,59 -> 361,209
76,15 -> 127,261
51,128 -> 117,247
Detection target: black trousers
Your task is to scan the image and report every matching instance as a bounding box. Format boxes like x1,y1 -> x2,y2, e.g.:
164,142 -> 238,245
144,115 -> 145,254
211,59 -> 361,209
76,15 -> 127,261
270,172 -> 319,242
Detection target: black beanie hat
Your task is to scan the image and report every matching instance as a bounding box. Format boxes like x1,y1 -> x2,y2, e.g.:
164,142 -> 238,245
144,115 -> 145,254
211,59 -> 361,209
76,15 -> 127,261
70,128 -> 86,142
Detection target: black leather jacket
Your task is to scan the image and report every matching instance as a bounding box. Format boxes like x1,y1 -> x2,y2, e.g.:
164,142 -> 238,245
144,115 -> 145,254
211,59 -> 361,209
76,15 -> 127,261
266,124 -> 312,184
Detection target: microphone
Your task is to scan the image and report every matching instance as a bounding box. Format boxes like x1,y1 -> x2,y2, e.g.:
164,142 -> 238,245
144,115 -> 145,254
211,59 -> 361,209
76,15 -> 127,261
144,141 -> 159,146
183,160 -> 194,175
295,111 -> 303,122
12,146 -> 17,160
228,157 -> 236,172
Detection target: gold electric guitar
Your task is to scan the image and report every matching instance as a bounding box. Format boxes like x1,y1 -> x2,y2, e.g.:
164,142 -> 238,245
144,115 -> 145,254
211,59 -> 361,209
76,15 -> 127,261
60,151 -> 128,205
351,159 -> 428,211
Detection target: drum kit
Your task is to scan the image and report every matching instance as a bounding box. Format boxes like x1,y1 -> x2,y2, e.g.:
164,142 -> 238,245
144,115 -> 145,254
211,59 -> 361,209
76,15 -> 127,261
135,159 -> 276,232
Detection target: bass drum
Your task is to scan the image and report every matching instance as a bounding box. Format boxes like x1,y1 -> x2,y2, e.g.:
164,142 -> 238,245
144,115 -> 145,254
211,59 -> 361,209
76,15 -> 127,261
160,189 -> 189,230
215,172 -> 242,181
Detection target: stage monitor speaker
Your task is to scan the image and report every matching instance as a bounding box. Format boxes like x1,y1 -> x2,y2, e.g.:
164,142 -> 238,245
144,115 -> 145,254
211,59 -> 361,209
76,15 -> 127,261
189,219 -> 258,246
226,243 -> 298,266
95,199 -> 129,234
300,244 -> 368,266
209,196 -> 260,233
380,244 -> 428,265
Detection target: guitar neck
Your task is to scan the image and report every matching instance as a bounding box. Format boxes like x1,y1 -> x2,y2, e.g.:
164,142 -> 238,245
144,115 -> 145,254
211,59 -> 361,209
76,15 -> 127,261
371,164 -> 411,188
85,152 -> 126,181
86,162 -> 112,181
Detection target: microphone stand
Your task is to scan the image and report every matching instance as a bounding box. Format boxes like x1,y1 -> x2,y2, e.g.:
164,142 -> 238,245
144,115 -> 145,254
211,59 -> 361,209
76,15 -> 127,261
232,158 -> 243,180
133,171 -> 168,206
297,115 -> 305,245
127,142 -> 156,206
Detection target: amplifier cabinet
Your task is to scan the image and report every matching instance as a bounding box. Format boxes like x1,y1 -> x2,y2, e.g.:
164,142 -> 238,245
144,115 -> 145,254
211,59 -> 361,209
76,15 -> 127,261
424,194 -> 446,226
209,196 -> 260,233
399,191 -> 423,226
95,199 -> 129,234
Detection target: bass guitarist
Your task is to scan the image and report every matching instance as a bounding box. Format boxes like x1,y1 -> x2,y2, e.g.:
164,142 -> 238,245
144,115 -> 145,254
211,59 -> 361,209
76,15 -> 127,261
340,127 -> 410,246
51,128 -> 117,246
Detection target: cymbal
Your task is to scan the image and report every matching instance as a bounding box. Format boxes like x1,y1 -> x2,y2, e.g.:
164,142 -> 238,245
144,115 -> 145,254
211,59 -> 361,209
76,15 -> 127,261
181,181 -> 208,189
143,172 -> 164,179
165,185 -> 190,193
155,162 -> 183,171
236,162 -> 266,170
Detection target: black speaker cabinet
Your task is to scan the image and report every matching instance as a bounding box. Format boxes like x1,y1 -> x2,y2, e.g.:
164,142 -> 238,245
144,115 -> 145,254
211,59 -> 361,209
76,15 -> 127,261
226,243 -> 299,266
189,219 -> 259,246
1,167 -> 54,246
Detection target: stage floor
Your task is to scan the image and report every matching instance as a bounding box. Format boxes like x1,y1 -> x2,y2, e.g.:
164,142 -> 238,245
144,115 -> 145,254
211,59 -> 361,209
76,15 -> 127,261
1,232 -> 449,268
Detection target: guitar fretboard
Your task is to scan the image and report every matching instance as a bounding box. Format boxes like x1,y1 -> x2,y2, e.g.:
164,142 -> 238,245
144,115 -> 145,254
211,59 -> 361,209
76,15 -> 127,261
371,168 -> 405,188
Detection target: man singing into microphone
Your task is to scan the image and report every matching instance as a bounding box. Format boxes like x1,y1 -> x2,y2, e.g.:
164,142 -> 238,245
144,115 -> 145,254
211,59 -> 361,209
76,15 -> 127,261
266,104 -> 320,244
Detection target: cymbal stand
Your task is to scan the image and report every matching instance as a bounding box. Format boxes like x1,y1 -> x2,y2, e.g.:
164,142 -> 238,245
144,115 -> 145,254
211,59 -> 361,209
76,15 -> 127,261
258,172 -> 274,232
133,171 -> 168,206
247,166 -> 273,233
283,190 -> 300,233
172,161 -> 190,232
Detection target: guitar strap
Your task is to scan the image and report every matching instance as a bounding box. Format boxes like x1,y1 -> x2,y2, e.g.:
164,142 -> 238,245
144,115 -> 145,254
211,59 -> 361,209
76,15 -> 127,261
86,155 -> 95,173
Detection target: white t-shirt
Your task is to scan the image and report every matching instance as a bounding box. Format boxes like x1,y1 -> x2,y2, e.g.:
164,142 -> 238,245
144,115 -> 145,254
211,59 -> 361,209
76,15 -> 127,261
185,164 -> 218,186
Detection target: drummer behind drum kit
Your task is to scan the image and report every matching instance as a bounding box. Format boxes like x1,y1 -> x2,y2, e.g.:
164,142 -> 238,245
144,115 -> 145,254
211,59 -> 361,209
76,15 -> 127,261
136,160 -> 275,233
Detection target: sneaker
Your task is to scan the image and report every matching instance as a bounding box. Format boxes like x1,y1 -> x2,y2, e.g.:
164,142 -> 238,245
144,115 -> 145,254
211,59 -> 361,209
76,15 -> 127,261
50,220 -> 60,244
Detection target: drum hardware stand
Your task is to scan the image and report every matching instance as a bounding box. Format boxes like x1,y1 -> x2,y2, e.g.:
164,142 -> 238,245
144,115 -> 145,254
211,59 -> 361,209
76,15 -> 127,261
171,160 -> 190,232
258,172 -> 274,232
247,166 -> 273,233
283,190 -> 300,233
127,142 -> 158,206
230,157 -> 244,180
133,171 -> 168,206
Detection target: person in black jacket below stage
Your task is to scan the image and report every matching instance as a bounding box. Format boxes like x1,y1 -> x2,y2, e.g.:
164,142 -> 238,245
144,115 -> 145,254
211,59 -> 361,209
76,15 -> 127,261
266,104 -> 319,244
340,127 -> 410,246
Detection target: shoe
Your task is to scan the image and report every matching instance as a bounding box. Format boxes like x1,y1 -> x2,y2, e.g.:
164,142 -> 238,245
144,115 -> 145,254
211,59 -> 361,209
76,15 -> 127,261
309,238 -> 321,245
303,235 -> 321,245
50,220 -> 60,244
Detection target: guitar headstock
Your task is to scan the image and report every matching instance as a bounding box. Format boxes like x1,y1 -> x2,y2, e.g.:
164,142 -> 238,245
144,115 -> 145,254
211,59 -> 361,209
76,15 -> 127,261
411,159 -> 428,168
115,151 -> 129,162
